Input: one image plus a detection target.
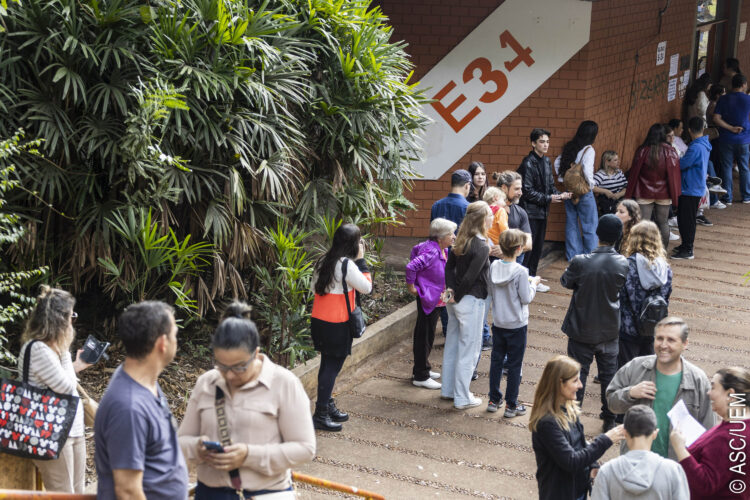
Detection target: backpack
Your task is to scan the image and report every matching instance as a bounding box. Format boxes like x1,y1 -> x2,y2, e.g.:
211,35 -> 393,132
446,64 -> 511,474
637,287 -> 669,336
563,146 -> 592,203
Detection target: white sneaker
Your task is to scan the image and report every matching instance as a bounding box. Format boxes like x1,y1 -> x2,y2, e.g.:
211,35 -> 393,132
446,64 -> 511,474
454,394 -> 482,409
669,231 -> 680,241
536,283 -> 550,293
668,217 -> 678,227
429,371 -> 441,380
413,378 -> 441,390
711,200 -> 727,209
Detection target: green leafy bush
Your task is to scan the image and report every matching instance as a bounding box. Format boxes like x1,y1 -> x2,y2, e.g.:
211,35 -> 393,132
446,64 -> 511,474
0,130 -> 48,370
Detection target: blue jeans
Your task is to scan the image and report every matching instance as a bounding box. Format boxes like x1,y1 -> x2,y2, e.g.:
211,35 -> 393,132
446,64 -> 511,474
707,160 -> 718,205
442,295 -> 485,406
717,142 -> 750,202
488,325 -> 527,406
482,296 -> 491,343
564,191 -> 598,261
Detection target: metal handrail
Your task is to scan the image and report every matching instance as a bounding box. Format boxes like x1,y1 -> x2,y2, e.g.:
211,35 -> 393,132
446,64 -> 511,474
1,472 -> 386,500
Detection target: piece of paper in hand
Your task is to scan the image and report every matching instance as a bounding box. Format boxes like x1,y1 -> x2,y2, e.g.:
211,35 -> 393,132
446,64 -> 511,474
667,399 -> 706,447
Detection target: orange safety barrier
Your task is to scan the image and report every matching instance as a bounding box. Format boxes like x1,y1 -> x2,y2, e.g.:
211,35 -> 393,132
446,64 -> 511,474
0,492 -> 95,500
292,472 -> 385,500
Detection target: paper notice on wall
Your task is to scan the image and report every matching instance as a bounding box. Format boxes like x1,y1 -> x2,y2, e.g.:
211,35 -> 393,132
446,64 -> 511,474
657,41 -> 667,65
668,400 -> 707,447
740,22 -> 747,42
682,70 -> 690,89
668,78 -> 677,101
669,54 -> 679,77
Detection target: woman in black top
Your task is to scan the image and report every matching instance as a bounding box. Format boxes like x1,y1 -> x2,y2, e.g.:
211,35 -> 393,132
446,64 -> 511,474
441,201 -> 493,410
529,355 -> 624,500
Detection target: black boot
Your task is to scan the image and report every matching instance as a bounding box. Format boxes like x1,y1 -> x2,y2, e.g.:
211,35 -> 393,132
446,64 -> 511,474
313,403 -> 342,432
328,398 -> 349,422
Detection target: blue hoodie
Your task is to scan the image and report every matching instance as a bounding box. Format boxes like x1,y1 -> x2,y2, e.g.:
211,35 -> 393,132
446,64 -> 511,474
679,136 -> 711,196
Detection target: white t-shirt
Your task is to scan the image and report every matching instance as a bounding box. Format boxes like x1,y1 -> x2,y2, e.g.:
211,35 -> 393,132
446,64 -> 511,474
554,146 -> 596,187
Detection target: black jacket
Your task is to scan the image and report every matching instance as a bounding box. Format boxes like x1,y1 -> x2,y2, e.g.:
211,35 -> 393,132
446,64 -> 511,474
518,151 -> 559,219
445,235 -> 489,302
532,413 -> 612,500
560,246 -> 628,344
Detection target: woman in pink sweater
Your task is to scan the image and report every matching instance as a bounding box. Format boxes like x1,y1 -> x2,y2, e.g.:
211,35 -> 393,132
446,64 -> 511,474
671,367 -> 750,500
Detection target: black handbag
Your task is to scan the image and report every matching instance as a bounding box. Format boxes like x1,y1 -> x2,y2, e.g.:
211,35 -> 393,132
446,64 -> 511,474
0,340 -> 79,460
341,258 -> 366,339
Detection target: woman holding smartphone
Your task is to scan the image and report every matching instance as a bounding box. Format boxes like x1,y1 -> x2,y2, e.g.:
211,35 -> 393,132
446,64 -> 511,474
178,303 -> 315,499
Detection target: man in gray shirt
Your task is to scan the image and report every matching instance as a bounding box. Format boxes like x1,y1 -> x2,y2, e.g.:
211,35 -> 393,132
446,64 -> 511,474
95,301 -> 188,500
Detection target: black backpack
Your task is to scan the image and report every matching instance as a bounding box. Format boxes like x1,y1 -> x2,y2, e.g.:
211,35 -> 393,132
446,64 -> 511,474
637,287 -> 669,336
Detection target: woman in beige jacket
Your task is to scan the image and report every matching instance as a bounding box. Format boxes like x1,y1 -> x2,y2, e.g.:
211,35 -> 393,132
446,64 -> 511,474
178,303 -> 315,499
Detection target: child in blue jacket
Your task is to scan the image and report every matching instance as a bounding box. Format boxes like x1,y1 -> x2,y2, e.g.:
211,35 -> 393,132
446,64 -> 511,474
673,117 -> 711,260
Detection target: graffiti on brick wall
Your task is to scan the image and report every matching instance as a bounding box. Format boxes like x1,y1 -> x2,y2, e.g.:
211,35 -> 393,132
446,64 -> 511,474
630,69 -> 670,109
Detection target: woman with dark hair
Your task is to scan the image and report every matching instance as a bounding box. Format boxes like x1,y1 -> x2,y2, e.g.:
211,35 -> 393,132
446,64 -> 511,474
309,224 -> 372,431
614,199 -> 641,253
624,123 -> 681,250
18,286 -> 91,493
467,161 -> 488,203
554,120 -> 600,260
178,303 -> 315,499
672,367 -> 750,500
529,355 -> 624,500
685,73 -> 712,121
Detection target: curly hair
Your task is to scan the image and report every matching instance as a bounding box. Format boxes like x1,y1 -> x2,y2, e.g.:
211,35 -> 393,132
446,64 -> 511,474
624,220 -> 666,263
22,285 -> 76,353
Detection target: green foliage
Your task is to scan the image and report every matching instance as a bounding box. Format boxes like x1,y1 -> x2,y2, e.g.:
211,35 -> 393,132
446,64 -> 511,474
0,130 -> 48,367
251,222 -> 315,368
1,0 -> 427,362
98,207 -> 214,317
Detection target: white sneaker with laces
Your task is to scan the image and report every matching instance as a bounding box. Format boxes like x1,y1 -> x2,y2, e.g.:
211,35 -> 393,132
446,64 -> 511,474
535,283 -> 550,293
413,378 -> 441,390
668,217 -> 678,227
429,371 -> 441,380
669,231 -> 680,241
711,200 -> 727,209
454,394 -> 482,410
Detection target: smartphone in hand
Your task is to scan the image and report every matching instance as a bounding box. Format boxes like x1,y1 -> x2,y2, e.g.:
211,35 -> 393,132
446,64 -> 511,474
202,440 -> 225,453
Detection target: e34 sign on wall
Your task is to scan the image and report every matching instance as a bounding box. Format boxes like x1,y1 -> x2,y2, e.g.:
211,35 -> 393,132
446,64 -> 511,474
413,0 -> 592,179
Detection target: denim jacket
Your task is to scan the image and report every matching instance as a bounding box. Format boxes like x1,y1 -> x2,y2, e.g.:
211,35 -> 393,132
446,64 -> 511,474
405,240 -> 447,315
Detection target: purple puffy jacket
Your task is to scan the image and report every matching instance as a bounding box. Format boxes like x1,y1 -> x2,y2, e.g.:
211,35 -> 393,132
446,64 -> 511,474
405,240 -> 447,315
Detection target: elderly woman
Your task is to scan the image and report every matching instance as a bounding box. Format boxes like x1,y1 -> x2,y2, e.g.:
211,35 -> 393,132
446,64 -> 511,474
19,286 -> 91,493
671,367 -> 750,500
406,218 -> 457,390
178,302 -> 315,499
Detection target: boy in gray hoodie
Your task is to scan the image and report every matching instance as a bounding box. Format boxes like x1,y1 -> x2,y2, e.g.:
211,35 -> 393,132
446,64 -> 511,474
591,405 -> 689,500
486,229 -> 540,417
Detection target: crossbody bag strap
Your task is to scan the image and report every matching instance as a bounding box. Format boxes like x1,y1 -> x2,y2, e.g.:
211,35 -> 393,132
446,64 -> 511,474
22,339 -> 38,383
215,386 -> 243,499
341,258 -> 353,317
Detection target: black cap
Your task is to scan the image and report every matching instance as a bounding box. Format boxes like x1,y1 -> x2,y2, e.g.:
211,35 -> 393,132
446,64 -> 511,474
596,214 -> 623,245
451,169 -> 472,187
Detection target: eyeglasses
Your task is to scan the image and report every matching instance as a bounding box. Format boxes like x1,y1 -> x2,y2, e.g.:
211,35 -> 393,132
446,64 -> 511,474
70,312 -> 78,323
214,356 -> 255,374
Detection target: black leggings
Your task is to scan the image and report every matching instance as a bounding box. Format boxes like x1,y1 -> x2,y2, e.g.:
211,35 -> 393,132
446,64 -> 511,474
316,354 -> 347,409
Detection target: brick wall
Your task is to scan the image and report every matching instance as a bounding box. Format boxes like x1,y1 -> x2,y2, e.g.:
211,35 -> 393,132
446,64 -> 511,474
379,0 -> 735,240
737,3 -> 750,73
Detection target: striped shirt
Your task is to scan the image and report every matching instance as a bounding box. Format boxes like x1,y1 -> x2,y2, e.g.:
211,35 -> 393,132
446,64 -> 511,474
593,169 -> 628,193
19,340 -> 84,437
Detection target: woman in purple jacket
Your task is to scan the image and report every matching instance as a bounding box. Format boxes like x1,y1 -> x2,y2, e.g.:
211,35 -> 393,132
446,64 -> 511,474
406,218 -> 457,389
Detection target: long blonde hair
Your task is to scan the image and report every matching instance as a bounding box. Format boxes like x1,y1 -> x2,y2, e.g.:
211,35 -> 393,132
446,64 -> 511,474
529,355 -> 582,432
453,201 -> 491,256
22,286 -> 76,354
624,220 -> 666,263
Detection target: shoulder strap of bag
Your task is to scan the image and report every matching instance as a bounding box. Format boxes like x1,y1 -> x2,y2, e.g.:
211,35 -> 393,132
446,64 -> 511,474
341,258 -> 353,318
215,386 -> 243,499
23,339 -> 38,383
